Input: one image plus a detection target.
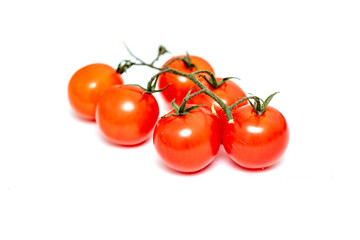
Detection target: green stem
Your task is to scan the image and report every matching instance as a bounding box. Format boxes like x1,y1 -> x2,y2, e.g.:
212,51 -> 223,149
229,93 -> 279,116
163,56 -> 184,68
229,96 -> 254,110
154,68 -> 236,122
197,72 -> 239,88
163,55 -> 198,71
178,89 -> 206,113
150,45 -> 168,65
123,43 -> 146,64
119,45 -> 272,123
134,63 -> 162,70
117,44 -> 167,73
193,70 -> 217,88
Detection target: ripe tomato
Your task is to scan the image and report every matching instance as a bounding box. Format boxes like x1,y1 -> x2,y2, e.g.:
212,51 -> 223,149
96,85 -> 159,146
158,55 -> 214,106
153,106 -> 221,173
68,63 -> 123,121
189,78 -> 248,113
222,105 -> 289,169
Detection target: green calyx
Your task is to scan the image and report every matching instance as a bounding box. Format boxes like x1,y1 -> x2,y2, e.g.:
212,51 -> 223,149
150,45 -> 170,65
157,45 -> 169,57
199,73 -> 239,88
163,52 -> 198,71
117,60 -> 135,74
125,75 -> 170,94
247,92 -> 279,116
161,89 -> 206,119
169,100 -> 204,116
182,52 -> 198,70
125,83 -> 170,95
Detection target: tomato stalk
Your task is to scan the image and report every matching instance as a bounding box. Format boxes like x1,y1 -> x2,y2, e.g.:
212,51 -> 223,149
198,72 -> 240,88
178,89 -> 206,113
159,90 -> 206,120
245,92 -> 279,116
151,68 -> 280,122
151,68 -> 238,122
117,45 -> 233,88
163,52 -> 199,71
125,76 -> 170,94
118,45 -> 279,123
117,44 -> 169,74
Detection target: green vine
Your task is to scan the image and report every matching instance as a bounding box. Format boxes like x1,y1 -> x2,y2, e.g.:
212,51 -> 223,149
118,44 -> 278,123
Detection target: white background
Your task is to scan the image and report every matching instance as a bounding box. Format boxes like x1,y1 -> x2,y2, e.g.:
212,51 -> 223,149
1,0 -> 360,239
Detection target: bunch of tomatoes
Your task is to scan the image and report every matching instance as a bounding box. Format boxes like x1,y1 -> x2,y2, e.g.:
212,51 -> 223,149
68,45 -> 289,173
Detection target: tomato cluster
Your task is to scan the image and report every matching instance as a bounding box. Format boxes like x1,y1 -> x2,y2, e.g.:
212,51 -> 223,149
68,46 -> 289,173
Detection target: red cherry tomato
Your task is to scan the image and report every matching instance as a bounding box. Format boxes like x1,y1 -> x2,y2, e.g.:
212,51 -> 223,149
189,78 -> 248,112
153,106 -> 221,173
96,85 -> 159,146
68,63 -> 123,121
158,55 -> 214,106
222,105 -> 289,169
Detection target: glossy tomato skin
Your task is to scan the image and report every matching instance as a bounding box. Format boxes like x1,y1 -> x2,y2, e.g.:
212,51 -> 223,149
68,63 -> 123,121
222,105 -> 289,169
153,107 -> 221,173
96,85 -> 159,146
158,55 -> 214,106
189,79 -> 248,112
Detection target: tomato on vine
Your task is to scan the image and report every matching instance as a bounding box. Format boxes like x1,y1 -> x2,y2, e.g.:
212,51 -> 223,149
68,63 -> 123,121
68,44 -> 290,173
153,91 -> 221,173
221,93 -> 289,169
158,54 -> 214,106
96,84 -> 160,146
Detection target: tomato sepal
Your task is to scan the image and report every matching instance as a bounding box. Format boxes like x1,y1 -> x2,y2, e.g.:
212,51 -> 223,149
199,74 -> 240,89
247,92 -> 279,116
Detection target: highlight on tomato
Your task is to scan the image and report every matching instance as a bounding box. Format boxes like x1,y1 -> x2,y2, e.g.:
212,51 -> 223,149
96,85 -> 159,146
153,102 -> 221,173
221,93 -> 289,169
158,54 -> 214,106
68,63 -> 123,121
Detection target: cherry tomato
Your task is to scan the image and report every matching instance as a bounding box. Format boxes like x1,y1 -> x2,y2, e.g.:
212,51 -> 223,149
96,85 -> 159,146
153,106 -> 221,173
68,63 -> 123,121
189,78 -> 248,112
158,55 -> 214,106
222,105 -> 289,169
